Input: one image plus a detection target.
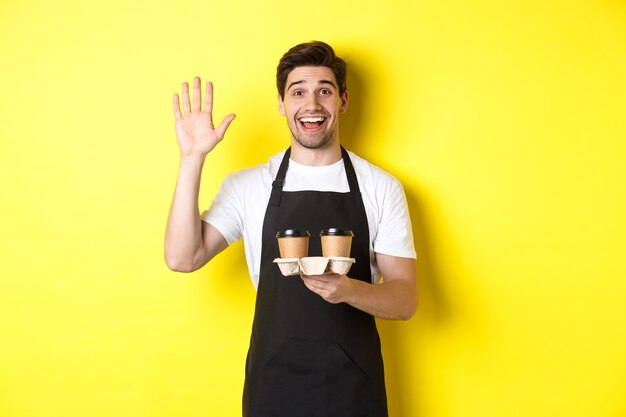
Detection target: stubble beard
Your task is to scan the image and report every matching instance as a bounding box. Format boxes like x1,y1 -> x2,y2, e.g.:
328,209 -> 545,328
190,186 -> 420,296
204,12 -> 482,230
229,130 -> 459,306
292,130 -> 334,149
288,119 -> 337,150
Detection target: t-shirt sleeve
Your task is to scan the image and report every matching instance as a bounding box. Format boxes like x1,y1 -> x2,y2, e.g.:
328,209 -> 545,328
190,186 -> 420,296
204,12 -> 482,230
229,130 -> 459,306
201,174 -> 244,246
373,180 -> 417,259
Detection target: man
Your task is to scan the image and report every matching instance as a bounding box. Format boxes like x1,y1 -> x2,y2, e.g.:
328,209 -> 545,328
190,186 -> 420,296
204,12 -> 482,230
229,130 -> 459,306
165,41 -> 417,417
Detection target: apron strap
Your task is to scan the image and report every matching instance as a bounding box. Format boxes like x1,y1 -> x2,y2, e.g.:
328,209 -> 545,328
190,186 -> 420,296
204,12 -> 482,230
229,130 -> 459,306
341,146 -> 361,195
269,147 -> 291,207
269,146 -> 360,207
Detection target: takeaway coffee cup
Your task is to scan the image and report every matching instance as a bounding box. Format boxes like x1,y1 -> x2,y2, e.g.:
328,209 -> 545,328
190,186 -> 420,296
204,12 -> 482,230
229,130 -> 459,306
320,228 -> 354,258
275,229 -> 310,259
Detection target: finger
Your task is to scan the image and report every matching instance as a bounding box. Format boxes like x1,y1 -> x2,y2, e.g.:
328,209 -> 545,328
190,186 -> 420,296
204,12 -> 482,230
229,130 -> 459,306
193,76 -> 202,111
301,275 -> 328,290
215,114 -> 236,140
204,82 -> 214,116
301,276 -> 322,292
182,82 -> 191,114
303,274 -> 336,284
173,94 -> 182,120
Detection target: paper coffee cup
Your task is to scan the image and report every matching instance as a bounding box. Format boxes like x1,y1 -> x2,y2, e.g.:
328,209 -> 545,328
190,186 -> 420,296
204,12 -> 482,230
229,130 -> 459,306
320,228 -> 354,258
276,229 -> 310,259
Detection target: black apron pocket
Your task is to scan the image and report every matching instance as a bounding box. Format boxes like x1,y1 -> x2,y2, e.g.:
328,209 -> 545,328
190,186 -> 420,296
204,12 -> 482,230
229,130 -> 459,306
253,339 -> 328,417
326,342 -> 374,417
251,339 -> 374,417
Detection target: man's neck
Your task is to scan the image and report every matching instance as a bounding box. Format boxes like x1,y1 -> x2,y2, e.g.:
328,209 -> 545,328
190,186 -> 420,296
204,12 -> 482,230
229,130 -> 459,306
289,140 -> 342,167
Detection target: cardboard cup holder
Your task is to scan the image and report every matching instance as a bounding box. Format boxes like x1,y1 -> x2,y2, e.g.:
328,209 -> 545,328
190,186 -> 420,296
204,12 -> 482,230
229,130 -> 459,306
273,256 -> 356,276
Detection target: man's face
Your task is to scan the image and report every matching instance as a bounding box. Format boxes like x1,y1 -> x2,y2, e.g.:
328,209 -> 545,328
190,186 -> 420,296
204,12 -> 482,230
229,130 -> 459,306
278,66 -> 348,150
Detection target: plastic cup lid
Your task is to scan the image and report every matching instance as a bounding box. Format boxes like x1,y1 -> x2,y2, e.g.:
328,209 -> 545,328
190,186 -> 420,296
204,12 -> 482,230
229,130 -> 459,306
275,229 -> 311,238
320,228 -> 354,237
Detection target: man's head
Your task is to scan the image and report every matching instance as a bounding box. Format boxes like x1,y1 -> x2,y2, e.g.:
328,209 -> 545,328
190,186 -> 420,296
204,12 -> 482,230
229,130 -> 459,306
276,41 -> 349,151
276,41 -> 347,100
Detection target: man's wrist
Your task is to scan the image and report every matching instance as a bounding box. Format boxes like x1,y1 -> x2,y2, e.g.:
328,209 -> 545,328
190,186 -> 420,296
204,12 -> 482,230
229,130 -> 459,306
343,276 -> 363,305
179,153 -> 207,169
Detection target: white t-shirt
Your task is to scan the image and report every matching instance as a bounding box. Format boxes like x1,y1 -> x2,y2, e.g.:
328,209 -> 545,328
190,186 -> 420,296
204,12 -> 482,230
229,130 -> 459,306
202,150 -> 416,289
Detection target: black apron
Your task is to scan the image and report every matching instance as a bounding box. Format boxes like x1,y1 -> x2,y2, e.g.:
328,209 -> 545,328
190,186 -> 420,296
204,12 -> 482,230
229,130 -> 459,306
243,147 -> 388,417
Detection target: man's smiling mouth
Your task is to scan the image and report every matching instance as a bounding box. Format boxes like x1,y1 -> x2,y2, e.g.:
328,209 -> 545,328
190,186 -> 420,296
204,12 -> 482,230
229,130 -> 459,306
298,116 -> 327,132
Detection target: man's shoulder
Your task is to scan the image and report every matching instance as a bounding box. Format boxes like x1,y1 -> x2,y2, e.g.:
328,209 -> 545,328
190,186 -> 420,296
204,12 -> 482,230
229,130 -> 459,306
221,151 -> 284,191
347,150 -> 402,190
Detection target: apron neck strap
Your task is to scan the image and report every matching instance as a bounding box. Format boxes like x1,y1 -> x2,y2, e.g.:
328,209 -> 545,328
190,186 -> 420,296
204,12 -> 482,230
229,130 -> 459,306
269,146 -> 360,207
269,147 -> 291,207
341,146 -> 361,195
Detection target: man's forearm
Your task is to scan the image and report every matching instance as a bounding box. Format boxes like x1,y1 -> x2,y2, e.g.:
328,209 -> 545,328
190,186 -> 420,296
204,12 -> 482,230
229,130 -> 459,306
164,155 -> 207,271
299,256 -> 417,320
345,278 -> 417,320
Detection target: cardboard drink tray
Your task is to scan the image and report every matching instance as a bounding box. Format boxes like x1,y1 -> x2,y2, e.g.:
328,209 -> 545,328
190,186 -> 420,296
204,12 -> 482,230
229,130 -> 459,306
273,256 -> 355,276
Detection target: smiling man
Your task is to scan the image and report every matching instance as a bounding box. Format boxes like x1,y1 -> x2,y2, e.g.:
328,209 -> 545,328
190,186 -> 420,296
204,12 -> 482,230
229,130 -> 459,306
280,65 -> 346,151
165,41 -> 417,417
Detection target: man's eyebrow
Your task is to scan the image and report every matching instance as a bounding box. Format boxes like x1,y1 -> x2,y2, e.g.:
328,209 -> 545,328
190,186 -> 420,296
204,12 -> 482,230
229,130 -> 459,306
319,80 -> 337,88
287,79 -> 338,90
287,80 -> 305,90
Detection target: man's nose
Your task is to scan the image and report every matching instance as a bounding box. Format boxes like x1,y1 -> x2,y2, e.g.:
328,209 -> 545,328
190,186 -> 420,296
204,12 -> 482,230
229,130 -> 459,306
303,94 -> 322,110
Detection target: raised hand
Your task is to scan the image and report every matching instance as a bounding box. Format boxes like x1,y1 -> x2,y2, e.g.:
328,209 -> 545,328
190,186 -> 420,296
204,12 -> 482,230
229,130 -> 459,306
173,76 -> 236,158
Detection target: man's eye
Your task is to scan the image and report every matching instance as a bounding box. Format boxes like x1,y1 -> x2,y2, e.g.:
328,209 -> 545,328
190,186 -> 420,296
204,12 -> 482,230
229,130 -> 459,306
320,89 -> 331,95
293,91 -> 303,96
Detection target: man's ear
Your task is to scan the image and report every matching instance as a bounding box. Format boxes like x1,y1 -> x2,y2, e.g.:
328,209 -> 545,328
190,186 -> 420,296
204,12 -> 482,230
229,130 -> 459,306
278,94 -> 285,116
339,90 -> 349,114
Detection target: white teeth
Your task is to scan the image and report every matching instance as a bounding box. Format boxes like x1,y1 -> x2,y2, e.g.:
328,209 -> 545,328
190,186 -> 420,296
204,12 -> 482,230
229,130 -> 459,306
299,117 -> 325,123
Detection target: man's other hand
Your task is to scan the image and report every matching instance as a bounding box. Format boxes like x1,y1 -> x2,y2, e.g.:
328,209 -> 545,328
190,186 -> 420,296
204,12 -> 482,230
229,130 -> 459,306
173,76 -> 236,158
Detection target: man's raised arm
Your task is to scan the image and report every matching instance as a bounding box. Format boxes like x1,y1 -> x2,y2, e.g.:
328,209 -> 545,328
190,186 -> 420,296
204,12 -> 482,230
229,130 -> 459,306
164,77 -> 235,272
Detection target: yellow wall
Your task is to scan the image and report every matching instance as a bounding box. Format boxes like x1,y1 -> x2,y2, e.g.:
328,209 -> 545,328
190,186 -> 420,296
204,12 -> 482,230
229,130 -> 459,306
1,0 -> 625,416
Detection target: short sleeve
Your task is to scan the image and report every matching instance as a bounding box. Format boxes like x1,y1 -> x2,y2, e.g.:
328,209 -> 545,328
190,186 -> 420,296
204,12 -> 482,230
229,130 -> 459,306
201,174 -> 244,246
372,181 -> 417,259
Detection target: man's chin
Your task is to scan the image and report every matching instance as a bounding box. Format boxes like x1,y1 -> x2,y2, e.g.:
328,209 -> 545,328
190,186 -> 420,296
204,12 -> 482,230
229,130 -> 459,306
293,133 -> 334,150
297,140 -> 326,150
297,140 -> 331,150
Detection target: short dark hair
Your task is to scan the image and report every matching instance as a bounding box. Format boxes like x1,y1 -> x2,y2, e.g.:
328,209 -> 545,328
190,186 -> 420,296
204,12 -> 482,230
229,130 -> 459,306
276,41 -> 347,99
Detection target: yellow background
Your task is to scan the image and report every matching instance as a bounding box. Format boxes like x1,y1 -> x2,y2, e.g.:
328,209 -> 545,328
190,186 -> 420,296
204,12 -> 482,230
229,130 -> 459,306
1,0 -> 625,416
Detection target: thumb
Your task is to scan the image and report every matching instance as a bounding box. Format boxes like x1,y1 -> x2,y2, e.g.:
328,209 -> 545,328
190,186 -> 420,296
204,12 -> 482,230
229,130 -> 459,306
216,114 -> 236,140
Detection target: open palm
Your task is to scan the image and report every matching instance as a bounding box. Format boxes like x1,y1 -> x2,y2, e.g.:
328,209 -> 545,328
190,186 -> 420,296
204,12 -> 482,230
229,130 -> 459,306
173,76 -> 235,157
